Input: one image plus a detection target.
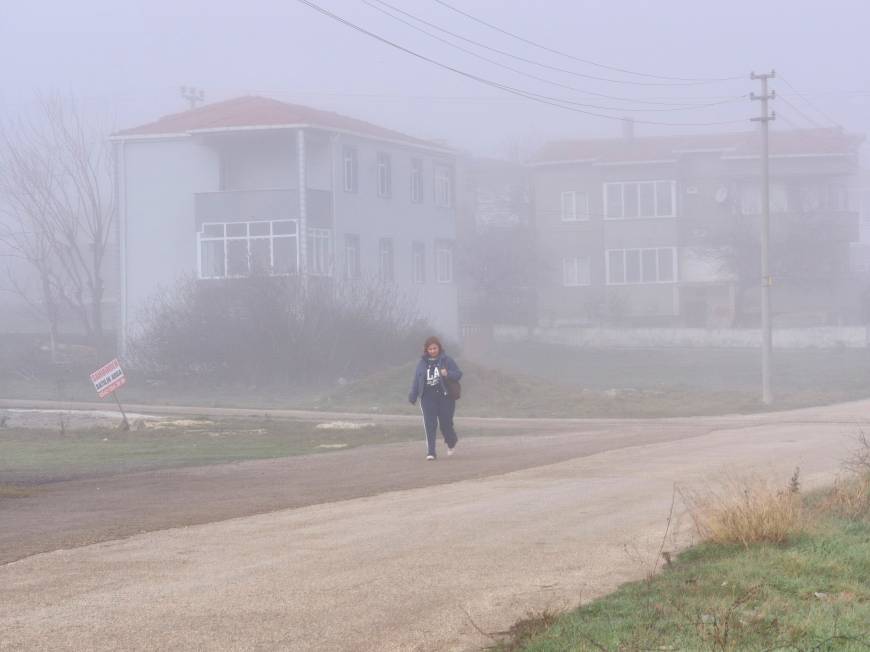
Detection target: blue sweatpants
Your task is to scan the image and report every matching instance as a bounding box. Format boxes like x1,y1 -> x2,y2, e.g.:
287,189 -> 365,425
420,389 -> 458,457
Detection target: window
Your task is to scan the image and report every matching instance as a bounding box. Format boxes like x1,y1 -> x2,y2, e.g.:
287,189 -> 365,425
740,182 -> 788,214
607,249 -> 625,284
377,152 -> 392,197
561,191 -> 588,222
378,238 -> 394,282
344,234 -> 361,280
606,247 -> 677,285
412,242 -> 426,284
272,221 -> 298,275
308,228 -> 333,277
800,183 -> 850,212
410,158 -> 424,203
342,146 -> 358,193
434,163 -> 453,208
199,224 -> 226,278
562,257 -> 591,286
435,241 -> 454,284
604,181 -> 676,218
198,220 -> 298,279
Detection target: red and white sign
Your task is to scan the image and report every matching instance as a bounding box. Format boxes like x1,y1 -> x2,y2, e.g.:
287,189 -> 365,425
90,358 -> 127,399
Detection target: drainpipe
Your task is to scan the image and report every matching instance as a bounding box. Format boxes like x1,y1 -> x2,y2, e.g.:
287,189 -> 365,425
116,139 -> 128,357
330,133 -> 338,278
297,128 -> 308,277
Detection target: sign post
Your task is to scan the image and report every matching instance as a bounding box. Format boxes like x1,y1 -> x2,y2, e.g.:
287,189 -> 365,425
89,358 -> 130,430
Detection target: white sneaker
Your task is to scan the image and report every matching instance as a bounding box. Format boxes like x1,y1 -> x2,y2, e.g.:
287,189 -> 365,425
447,447 -> 455,457
426,455 -> 435,461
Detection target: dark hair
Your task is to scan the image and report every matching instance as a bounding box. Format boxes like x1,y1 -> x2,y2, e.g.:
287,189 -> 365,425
423,336 -> 443,356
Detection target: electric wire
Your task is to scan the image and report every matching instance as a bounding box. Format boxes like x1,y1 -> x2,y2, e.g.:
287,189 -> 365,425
361,0 -> 748,112
776,94 -> 823,129
369,0 -> 738,89
361,0 -> 746,112
431,0 -> 743,84
778,75 -> 841,128
295,0 -> 747,128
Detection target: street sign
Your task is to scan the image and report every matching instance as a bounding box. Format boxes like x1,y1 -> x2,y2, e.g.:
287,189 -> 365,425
90,358 -> 127,399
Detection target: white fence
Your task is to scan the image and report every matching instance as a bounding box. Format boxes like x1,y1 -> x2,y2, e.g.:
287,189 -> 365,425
491,325 -> 870,349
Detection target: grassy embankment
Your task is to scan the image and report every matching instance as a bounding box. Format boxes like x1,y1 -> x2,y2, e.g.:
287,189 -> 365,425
5,335 -> 870,417
492,456 -> 870,651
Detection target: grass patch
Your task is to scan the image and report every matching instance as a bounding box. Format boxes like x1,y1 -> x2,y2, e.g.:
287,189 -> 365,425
0,418 -> 524,484
0,483 -> 32,498
494,471 -> 870,652
5,336 -> 870,417
495,520 -> 870,651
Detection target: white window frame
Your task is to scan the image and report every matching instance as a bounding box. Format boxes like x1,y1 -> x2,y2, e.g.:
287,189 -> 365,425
561,191 -> 589,222
412,242 -> 426,284
307,228 -> 333,277
197,220 -> 299,280
603,180 -> 676,219
740,182 -> 789,215
343,146 -> 358,193
344,234 -> 361,280
378,237 -> 394,282
605,247 -> 678,285
562,256 -> 591,287
377,152 -> 392,198
435,241 -> 454,284
410,158 -> 423,203
434,163 -> 453,208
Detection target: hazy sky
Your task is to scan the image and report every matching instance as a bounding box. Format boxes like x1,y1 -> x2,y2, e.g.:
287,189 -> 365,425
1,0 -> 868,157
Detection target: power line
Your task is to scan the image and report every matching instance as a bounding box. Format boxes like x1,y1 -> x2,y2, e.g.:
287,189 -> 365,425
362,0 -> 746,113
431,0 -> 743,84
369,0 -> 739,90
778,75 -> 841,127
773,111 -> 804,130
776,94 -> 822,129
295,0 -> 747,128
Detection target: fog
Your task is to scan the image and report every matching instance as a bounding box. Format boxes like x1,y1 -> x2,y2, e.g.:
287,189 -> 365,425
3,4 -> 870,646
2,1 -> 869,153
1,0 -> 870,410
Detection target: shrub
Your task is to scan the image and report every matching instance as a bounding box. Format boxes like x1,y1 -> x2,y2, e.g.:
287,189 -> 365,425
681,471 -> 804,546
129,275 -> 431,386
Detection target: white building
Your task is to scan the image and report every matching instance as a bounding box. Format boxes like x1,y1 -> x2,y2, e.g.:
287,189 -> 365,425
113,96 -> 459,349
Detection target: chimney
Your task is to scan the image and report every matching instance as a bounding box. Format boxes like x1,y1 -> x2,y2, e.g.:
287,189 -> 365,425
622,117 -> 635,141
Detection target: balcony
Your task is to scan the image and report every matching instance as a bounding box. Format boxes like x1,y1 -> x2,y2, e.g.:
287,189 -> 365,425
195,188 -> 332,228
679,209 -> 860,247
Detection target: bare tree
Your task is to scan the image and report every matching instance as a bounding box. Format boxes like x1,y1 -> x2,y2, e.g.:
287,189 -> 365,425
0,93 -> 116,346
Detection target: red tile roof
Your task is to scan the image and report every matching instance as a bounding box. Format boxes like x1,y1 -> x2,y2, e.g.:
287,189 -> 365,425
531,128 -> 864,164
114,96 -> 444,149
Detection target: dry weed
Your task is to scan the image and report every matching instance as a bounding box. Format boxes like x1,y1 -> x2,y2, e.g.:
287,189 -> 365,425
820,473 -> 870,520
680,470 -> 803,547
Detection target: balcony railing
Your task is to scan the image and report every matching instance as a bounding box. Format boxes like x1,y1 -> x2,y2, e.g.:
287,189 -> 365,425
195,188 -> 331,228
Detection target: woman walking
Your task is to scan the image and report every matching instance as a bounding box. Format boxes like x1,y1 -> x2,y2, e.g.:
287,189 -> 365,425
408,336 -> 462,460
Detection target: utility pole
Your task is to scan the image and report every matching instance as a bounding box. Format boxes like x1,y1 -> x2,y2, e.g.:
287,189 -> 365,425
180,86 -> 205,110
751,70 -> 776,405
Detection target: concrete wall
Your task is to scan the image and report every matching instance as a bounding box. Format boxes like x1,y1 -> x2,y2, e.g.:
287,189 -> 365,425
532,150 -> 863,327
120,128 -> 459,344
493,324 -> 870,349
330,133 -> 459,339
220,132 -> 297,191
120,137 -> 220,340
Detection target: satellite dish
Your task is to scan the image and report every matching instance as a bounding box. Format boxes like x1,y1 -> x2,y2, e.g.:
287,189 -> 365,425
714,186 -> 729,204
